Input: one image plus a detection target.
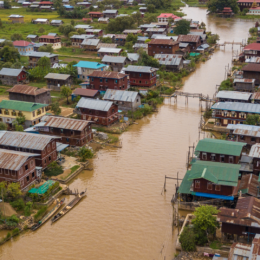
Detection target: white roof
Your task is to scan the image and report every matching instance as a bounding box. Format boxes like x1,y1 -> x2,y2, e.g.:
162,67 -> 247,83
98,48 -> 122,53
216,91 -> 252,101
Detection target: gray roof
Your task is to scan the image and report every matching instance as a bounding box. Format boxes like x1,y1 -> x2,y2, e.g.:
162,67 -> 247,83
151,35 -> 178,41
70,34 -> 94,40
28,52 -> 57,58
146,28 -> 165,32
9,14 -> 24,18
27,35 -> 38,38
137,36 -> 149,42
102,55 -> 126,63
125,65 -> 158,73
74,24 -> 93,29
211,102 -> 260,114
0,131 -> 60,150
154,54 -> 183,66
227,124 -> 260,138
81,39 -> 100,46
77,97 -> 113,111
0,68 -> 23,77
139,24 -> 158,29
48,33 -> 58,36
133,43 -> 148,48
0,39 -> 6,43
30,5 -> 39,7
103,9 -> 117,13
127,53 -> 139,62
179,42 -> 189,48
44,73 -> 70,80
216,91 -> 252,101
51,20 -> 62,23
98,48 -> 122,53
103,89 -> 139,102
33,43 -> 44,47
249,144 -> 260,158
34,18 -> 48,22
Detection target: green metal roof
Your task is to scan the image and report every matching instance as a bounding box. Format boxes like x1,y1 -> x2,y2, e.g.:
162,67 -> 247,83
195,138 -> 245,156
28,180 -> 55,195
188,160 -> 240,187
0,100 -> 48,112
178,170 -> 193,194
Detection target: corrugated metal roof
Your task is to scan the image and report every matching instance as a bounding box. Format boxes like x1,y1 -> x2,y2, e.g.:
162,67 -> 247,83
212,102 -> 260,114
73,88 -> 98,97
81,39 -> 100,46
101,55 -> 126,63
98,48 -> 121,53
27,35 -> 38,38
127,53 -> 139,62
133,43 -> 148,48
115,34 -> 127,39
251,92 -> 260,100
7,85 -> 49,96
70,34 -> 94,39
51,20 -> 62,23
249,143 -> 260,158
28,52 -> 57,58
0,131 -> 60,150
237,174 -> 258,196
178,34 -> 200,43
179,42 -> 189,47
146,28 -> 165,32
228,124 -> 260,138
73,61 -> 107,69
124,65 -> 158,73
195,138 -> 245,156
154,54 -> 183,66
0,149 -> 39,171
103,89 -> 139,102
97,43 -> 117,49
149,39 -> 178,45
34,18 -> 48,22
0,68 -> 23,77
76,97 -> 113,111
123,29 -> 142,34
151,35 -> 178,41
216,91 -> 252,100
233,78 -> 255,83
103,9 -> 117,13
89,71 -> 126,79
242,63 -> 260,72
9,14 -> 24,18
42,115 -> 91,130
74,24 -> 92,29
44,73 -> 70,80
85,29 -> 102,33
228,242 -> 251,260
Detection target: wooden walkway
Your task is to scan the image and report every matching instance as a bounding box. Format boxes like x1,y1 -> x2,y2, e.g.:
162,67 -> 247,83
217,41 -> 246,48
171,91 -> 215,102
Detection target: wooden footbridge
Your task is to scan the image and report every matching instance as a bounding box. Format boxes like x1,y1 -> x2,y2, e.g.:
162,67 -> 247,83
217,40 -> 246,49
171,91 -> 215,102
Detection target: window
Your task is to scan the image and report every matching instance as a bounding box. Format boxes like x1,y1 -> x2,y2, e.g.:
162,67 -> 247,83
195,180 -> 200,188
257,160 -> 260,167
251,137 -> 256,142
30,160 -> 34,167
231,112 -> 236,117
27,176 -> 29,182
49,156 -> 51,161
50,128 -> 53,133
215,185 -> 221,191
25,164 -> 28,171
91,78 -> 94,81
32,172 -> 35,178
12,110 -> 16,116
33,111 -> 35,117
52,142 -> 55,149
100,79 -> 103,82
47,144 -> 50,152
105,79 -> 108,83
229,156 -> 233,163
240,135 -> 244,140
202,153 -> 207,160
115,79 -> 118,83
61,129 -> 63,133
139,81 -> 141,84
207,182 -> 213,190
66,138 -> 69,142
211,154 -> 216,161
139,73 -> 142,77
220,155 -> 225,162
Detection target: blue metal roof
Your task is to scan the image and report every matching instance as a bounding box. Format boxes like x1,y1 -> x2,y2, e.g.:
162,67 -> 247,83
212,102 -> 260,114
193,192 -> 234,200
73,61 -> 107,69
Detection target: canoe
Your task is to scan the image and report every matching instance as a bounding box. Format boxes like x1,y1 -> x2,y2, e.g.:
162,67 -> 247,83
31,198 -> 65,231
51,190 -> 87,224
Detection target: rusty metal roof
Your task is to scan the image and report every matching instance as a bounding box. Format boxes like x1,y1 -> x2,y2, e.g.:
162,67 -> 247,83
232,124 -> 260,138
242,63 -> 260,72
228,242 -> 251,260
237,174 -> 259,197
177,34 -> 200,43
88,71 -> 127,79
250,234 -> 260,259
249,144 -> 260,158
0,131 -> 60,151
0,149 -> 39,171
42,116 -> 91,130
7,85 -> 50,96
148,39 -> 178,45
252,92 -> 260,100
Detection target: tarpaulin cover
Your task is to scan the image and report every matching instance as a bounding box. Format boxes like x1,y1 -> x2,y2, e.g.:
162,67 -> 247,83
28,180 -> 55,195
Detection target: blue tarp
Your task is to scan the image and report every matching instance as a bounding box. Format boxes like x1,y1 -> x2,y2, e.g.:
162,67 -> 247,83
193,192 -> 234,201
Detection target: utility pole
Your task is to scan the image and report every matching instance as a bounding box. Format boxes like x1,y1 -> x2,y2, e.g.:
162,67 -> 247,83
2,188 -> 6,223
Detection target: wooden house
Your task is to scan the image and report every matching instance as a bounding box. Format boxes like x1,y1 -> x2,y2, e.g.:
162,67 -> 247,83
28,52 -> 59,68
0,68 -> 28,86
101,55 -> 131,72
50,20 -> 63,26
85,29 -> 103,37
242,43 -> 260,61
249,143 -> 260,174
81,39 -> 100,51
71,88 -> 99,101
237,0 -> 260,11
8,15 -> 24,23
38,116 -> 93,146
0,131 -> 60,169
97,48 -> 122,58
44,73 -> 73,91
233,78 -> 256,92
70,35 -> 95,48
0,149 -> 39,190
88,12 -> 103,18
242,64 -> 260,85
76,98 -> 119,126
88,71 -> 129,91
154,54 -> 184,71
39,35 -> 61,49
13,40 -> 35,55
32,18 -> 49,24
103,89 -> 141,111
7,85 -> 51,104
123,29 -> 142,35
195,138 -> 245,164
102,9 -> 118,18
212,102 -> 260,126
98,17 -> 109,24
148,39 -> 179,56
124,65 -> 158,88
177,34 -> 202,51
27,34 -> 39,42
114,34 -> 127,46
146,28 -> 166,38
157,13 -> 180,23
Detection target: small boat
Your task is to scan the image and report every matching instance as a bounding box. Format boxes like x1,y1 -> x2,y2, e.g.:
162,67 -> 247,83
51,190 -> 87,224
31,198 -> 65,231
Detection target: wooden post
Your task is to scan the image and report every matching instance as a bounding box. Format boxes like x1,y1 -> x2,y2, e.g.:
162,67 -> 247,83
164,175 -> 166,192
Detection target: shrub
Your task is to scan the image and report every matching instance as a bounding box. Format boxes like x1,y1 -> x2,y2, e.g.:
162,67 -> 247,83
12,228 -> 20,237
24,202 -> 33,216
5,215 -> 19,227
78,147 -> 94,162
10,199 -> 25,211
44,162 -> 63,177
34,206 -> 47,222
38,27 -> 45,33
219,79 -> 233,91
179,227 -> 196,251
194,226 -> 208,246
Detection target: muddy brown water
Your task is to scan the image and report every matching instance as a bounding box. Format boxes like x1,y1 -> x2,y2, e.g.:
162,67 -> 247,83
0,7 -> 253,260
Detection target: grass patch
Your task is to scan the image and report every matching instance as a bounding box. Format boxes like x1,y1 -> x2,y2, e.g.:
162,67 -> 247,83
44,162 -> 63,177
34,206 -> 47,222
70,165 -> 80,174
29,81 -> 46,88
210,240 -> 222,250
107,134 -> 119,143
0,88 -> 8,95
58,55 -> 101,63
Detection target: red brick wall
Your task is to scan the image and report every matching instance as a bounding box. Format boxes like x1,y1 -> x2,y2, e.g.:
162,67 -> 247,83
148,43 -> 179,56
89,75 -> 128,90
126,71 -> 157,87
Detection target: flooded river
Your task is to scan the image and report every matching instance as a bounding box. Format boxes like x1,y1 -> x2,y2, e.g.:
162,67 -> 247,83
0,7 -> 253,260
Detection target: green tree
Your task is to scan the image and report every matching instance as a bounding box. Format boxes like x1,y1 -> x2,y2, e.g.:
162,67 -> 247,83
192,205 -> 219,242
0,19 -> 3,28
244,114 -> 260,125
11,61 -> 22,69
63,25 -> 76,36
131,11 -> 143,26
147,4 -> 155,12
38,45 -> 53,53
3,0 -> 11,9
15,115 -> 26,125
24,201 -> 33,216
174,20 -> 190,35
14,125 -> 24,132
107,16 -> 136,33
100,37 -> 112,43
78,146 -> 93,162
71,20 -> 75,26
53,0 -> 62,9
0,181 -> 7,197
137,49 -> 160,68
61,86 -> 72,104
0,46 -> 20,63
207,34 -> 220,44
144,13 -> 157,23
38,27 -> 45,33
179,227 -> 196,252
11,33 -> 23,41
126,33 -> 138,44
0,122 -> 7,130
207,0 -> 239,13
77,28 -> 86,35
37,56 -> 51,70
7,182 -> 21,199
50,102 -> 61,115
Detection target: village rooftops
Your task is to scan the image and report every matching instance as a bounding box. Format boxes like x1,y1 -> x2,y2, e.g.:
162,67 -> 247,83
101,55 -> 127,63
244,43 -> 260,50
124,65 -> 158,73
103,89 -> 139,102
0,100 -> 48,112
227,124 -> 260,138
0,131 -> 60,150
73,61 -> 107,69
0,149 -> 39,171
102,9 -> 117,14
212,102 -> 260,114
70,34 -> 94,40
154,54 -> 183,66
148,39 -> 178,45
89,71 -> 127,79
33,18 -> 48,22
73,88 -> 98,97
216,91 -> 252,101
41,115 -> 91,131
195,138 -> 245,156
0,68 -> 26,77
242,63 -> 260,72
74,24 -> 93,29
9,14 -> 24,18
44,73 -> 70,80
7,85 -> 50,96
177,35 -> 201,42
28,52 -> 58,58
81,39 -> 99,46
249,143 -> 260,158
98,48 -> 122,54
77,97 -> 113,112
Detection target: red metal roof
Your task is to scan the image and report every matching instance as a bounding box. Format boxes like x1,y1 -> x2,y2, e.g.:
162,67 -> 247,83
39,1 -> 53,4
39,35 -> 60,39
157,13 -> 180,19
13,40 -> 34,47
244,43 -> 260,51
88,12 -> 102,14
149,39 -> 178,45
242,63 -> 260,72
89,71 -> 127,79
238,0 -> 260,2
73,88 -> 98,97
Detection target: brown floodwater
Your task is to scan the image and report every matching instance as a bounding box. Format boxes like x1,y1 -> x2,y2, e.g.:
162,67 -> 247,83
0,7 -> 253,260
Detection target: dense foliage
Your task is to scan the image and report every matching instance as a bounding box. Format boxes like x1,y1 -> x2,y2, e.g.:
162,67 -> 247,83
107,16 -> 136,33
174,20 -> 190,35
219,79 -> 233,91
207,0 -> 239,13
244,114 -> 260,125
179,227 -> 196,251
78,147 -> 94,162
44,161 -> 63,177
137,49 -> 160,68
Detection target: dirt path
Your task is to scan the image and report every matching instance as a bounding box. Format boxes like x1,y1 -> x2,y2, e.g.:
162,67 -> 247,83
0,203 -> 17,217
60,107 -> 74,117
